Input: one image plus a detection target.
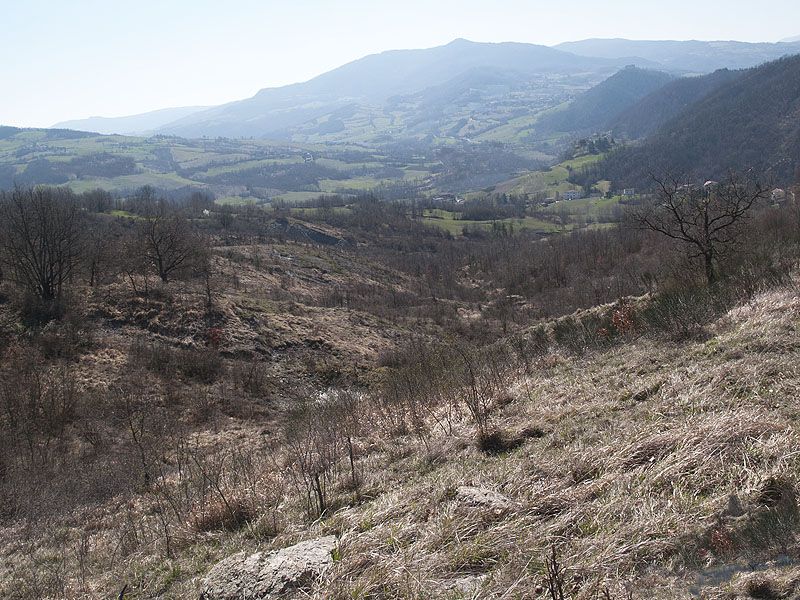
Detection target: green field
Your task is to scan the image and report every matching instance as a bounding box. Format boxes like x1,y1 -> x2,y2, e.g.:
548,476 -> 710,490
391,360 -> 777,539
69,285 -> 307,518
418,209 -> 560,236
0,122 -> 619,234
0,129 -> 431,201
215,196 -> 264,206
269,191 -> 346,204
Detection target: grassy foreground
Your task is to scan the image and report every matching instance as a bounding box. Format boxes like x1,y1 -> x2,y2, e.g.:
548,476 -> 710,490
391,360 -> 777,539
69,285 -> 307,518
2,279 -> 800,599
298,283 -> 800,599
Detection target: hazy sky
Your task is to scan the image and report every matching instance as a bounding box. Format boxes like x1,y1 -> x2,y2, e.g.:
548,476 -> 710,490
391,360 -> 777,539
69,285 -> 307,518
3,0 -> 799,128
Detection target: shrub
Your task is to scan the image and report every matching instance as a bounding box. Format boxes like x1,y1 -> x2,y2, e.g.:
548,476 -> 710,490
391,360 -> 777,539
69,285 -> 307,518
477,427 -> 523,455
30,315 -> 94,360
744,577 -> 784,600
232,360 -> 274,396
190,496 -> 255,532
127,339 -> 223,383
552,313 -> 606,354
177,347 -> 224,383
641,286 -> 719,340
508,325 -> 550,370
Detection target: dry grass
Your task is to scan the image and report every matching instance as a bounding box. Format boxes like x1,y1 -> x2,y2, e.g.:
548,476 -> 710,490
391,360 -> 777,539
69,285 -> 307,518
301,282 -> 800,599
2,280 -> 800,599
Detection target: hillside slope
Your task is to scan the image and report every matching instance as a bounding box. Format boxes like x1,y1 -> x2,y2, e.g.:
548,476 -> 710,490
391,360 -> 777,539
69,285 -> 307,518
600,53 -> 800,185
536,65 -> 674,134
305,284 -> 800,599
153,39 -> 630,139
2,270 -> 800,599
609,67 -> 743,139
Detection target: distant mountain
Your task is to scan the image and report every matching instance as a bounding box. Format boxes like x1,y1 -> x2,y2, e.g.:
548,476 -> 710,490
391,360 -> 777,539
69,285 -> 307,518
780,35 -> 800,43
155,39 -> 633,139
536,65 -> 674,134
609,68 -> 743,140
554,38 -> 800,72
47,38 -> 800,146
52,106 -> 210,136
598,54 -> 800,186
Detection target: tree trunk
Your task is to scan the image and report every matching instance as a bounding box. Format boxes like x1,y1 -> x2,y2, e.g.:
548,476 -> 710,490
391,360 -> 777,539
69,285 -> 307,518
704,249 -> 715,285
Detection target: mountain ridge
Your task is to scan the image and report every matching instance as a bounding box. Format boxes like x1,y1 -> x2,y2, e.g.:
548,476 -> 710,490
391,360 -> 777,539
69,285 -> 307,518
155,38 -> 630,139
43,38 -> 800,142
536,65 -> 674,134
51,106 -> 210,136
554,37 -> 800,72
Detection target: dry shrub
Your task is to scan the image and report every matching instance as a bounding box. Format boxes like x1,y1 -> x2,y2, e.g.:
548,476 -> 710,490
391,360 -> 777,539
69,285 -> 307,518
551,313 -> 605,354
30,314 -> 94,360
177,346 -> 224,383
642,286 -> 717,340
231,360 -> 274,396
509,326 -> 550,369
189,495 -> 256,532
127,338 -> 223,383
0,342 -> 80,449
744,576 -> 784,600
477,427 -> 523,455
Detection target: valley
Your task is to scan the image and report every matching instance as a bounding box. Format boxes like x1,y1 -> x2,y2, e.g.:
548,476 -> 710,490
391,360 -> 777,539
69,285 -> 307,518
1,34 -> 800,600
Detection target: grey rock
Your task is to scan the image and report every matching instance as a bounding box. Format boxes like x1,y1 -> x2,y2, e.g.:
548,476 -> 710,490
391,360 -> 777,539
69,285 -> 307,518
456,486 -> 514,515
201,535 -> 337,599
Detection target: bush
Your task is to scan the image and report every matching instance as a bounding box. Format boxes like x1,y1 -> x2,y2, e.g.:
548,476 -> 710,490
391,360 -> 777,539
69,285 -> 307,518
190,496 -> 255,532
508,325 -> 550,370
642,287 -> 713,340
127,339 -> 223,383
477,427 -> 523,454
30,315 -> 94,360
551,312 -> 607,354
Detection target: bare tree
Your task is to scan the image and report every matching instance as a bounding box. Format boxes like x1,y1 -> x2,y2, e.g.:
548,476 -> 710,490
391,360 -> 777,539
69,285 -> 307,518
137,203 -> 204,283
0,186 -> 82,314
632,171 -> 768,284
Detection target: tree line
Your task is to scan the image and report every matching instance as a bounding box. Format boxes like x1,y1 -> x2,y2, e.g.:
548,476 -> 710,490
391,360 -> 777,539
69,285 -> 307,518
0,185 -> 210,320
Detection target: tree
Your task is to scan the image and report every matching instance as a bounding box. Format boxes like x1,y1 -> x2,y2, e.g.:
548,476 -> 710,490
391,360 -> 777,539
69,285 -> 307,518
137,203 -> 204,283
632,171 -> 768,284
0,186 -> 82,313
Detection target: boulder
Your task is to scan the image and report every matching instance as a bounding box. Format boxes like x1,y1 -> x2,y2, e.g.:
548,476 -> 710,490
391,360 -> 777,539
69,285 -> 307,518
456,486 -> 514,515
201,535 -> 337,599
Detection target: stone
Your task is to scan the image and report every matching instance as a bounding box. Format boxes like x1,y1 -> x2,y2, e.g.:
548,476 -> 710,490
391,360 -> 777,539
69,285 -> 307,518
200,535 -> 337,599
455,485 -> 514,515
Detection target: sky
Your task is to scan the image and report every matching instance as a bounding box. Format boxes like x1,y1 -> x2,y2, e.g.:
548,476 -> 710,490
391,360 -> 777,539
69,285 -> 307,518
2,0 -> 799,128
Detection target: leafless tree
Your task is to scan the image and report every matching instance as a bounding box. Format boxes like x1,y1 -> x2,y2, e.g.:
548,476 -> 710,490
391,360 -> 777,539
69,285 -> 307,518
0,186 -> 82,314
137,203 -> 205,283
632,171 -> 768,284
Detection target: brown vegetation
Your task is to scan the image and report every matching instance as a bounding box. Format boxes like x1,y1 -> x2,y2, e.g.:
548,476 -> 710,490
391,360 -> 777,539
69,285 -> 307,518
0,182 -> 799,599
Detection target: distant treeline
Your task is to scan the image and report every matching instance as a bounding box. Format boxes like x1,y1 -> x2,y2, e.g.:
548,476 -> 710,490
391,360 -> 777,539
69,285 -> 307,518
0,152 -> 137,188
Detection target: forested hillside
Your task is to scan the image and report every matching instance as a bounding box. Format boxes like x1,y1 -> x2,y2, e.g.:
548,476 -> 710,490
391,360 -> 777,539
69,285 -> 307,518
595,54 -> 800,187
536,66 -> 673,134
609,68 -> 743,140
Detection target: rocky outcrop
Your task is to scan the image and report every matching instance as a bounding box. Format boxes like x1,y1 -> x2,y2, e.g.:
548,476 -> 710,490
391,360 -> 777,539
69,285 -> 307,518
265,219 -> 344,246
200,535 -> 337,599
